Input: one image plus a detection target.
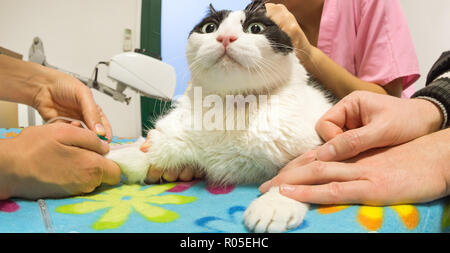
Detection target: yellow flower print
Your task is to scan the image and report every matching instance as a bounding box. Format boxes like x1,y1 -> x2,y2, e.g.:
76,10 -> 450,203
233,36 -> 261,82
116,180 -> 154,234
56,184 -> 197,230
318,204 -> 419,231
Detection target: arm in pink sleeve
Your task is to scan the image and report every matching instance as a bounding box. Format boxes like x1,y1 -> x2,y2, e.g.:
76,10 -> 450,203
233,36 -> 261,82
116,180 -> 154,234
355,0 -> 420,91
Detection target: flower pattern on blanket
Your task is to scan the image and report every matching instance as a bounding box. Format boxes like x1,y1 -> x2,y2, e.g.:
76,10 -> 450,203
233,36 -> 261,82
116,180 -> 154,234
318,205 -> 419,231
0,200 -> 20,213
1,129 -> 21,139
195,205 -> 308,233
166,180 -> 236,195
56,184 -> 197,230
442,199 -> 450,231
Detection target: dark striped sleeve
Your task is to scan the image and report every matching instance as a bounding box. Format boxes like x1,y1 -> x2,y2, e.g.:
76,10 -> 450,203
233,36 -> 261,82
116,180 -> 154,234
412,77 -> 450,129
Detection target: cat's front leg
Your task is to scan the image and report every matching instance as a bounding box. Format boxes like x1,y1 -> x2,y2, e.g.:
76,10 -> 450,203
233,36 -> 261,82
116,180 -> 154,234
106,128 -> 193,185
244,187 -> 309,233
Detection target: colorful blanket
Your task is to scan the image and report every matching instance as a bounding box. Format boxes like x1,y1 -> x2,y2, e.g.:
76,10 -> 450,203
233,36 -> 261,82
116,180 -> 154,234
1,128 -> 449,233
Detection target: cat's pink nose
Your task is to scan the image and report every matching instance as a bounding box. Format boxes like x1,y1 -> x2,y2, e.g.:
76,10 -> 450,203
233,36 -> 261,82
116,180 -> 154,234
217,35 -> 238,48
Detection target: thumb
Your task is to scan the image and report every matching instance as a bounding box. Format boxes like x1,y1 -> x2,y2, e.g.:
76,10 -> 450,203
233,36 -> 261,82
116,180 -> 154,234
79,87 -> 105,136
100,157 -> 122,185
316,125 -> 378,162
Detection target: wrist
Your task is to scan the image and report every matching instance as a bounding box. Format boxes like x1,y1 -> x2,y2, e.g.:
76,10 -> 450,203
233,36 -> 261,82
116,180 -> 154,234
26,63 -> 62,108
288,30 -> 313,64
412,98 -> 445,133
297,45 -> 319,70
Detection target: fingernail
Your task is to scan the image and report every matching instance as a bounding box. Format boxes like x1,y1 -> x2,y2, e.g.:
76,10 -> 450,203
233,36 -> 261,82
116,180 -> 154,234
101,140 -> 109,146
317,143 -> 336,161
95,124 -> 105,135
281,184 -> 295,193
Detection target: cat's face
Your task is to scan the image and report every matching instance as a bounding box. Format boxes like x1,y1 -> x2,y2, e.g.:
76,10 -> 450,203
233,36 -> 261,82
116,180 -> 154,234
186,1 -> 295,94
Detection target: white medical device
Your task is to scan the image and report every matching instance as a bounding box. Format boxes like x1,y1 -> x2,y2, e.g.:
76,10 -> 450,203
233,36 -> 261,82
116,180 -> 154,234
29,37 -> 176,104
108,52 -> 176,101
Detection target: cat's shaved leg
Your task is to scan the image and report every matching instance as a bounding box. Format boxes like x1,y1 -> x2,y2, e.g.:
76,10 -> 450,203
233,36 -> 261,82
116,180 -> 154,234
244,186 -> 308,233
106,137 -> 152,184
107,128 -> 194,184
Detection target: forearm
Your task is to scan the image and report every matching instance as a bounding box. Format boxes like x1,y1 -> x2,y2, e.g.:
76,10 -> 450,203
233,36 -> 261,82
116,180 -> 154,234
433,128 -> 450,196
0,54 -> 52,106
300,47 -> 389,99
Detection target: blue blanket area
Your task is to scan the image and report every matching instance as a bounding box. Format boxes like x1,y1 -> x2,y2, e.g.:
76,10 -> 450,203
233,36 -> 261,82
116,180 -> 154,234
1,128 -> 449,233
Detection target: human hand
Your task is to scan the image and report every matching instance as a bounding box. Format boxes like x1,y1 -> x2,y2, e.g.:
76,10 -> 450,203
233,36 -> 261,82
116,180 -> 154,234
32,69 -> 112,141
139,133 -> 203,183
259,128 -> 450,205
265,3 -> 313,62
2,123 -> 121,199
314,91 -> 444,162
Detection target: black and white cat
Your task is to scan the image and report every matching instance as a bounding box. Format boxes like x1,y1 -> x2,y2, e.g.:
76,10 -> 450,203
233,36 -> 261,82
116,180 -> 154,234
107,1 -> 335,233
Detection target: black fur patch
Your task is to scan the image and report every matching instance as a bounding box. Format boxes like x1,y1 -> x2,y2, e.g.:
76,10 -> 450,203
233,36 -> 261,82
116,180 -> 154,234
189,4 -> 231,36
189,1 -> 293,55
244,0 -> 293,54
307,75 -> 339,105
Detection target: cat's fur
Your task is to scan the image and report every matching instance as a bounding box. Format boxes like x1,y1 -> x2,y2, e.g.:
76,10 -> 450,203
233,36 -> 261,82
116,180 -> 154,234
106,1 -> 335,233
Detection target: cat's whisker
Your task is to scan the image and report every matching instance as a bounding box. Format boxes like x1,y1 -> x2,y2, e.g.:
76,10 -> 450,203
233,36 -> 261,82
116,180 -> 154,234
250,57 -> 272,90
269,43 -> 322,75
251,56 -> 286,89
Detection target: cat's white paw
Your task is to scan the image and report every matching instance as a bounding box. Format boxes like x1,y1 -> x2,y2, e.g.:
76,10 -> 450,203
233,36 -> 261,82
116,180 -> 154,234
106,138 -> 151,184
244,187 -> 308,233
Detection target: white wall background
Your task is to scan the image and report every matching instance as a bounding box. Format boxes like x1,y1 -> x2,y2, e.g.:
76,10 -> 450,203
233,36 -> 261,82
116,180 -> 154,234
399,0 -> 450,90
0,0 -> 449,137
0,0 -> 142,137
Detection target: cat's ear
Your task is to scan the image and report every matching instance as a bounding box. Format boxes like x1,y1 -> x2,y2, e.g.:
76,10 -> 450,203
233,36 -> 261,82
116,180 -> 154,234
245,0 -> 267,14
209,3 -> 218,16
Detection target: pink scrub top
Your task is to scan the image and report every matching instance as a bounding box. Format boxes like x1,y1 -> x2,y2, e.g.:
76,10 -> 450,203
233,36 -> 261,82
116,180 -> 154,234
317,0 -> 420,98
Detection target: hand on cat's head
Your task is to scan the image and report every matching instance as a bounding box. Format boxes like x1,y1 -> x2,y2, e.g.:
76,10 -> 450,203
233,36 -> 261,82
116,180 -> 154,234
264,2 -> 313,62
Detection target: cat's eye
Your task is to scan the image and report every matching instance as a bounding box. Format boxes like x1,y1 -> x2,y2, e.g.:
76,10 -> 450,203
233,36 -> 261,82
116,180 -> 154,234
247,23 -> 265,34
201,23 -> 218,33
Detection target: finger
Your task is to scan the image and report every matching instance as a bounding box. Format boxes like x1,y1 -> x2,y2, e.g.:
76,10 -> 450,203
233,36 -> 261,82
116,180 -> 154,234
71,121 -> 82,128
260,161 -> 361,193
279,149 -> 317,174
264,3 -> 276,12
49,119 -> 77,125
315,120 -> 345,142
97,105 -> 112,142
78,86 -> 105,136
98,156 -> 122,185
279,181 -> 373,205
163,170 -> 178,182
53,123 -> 110,155
315,95 -> 363,142
316,126 -> 379,162
179,167 -> 194,182
145,166 -> 163,184
265,3 -> 285,19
